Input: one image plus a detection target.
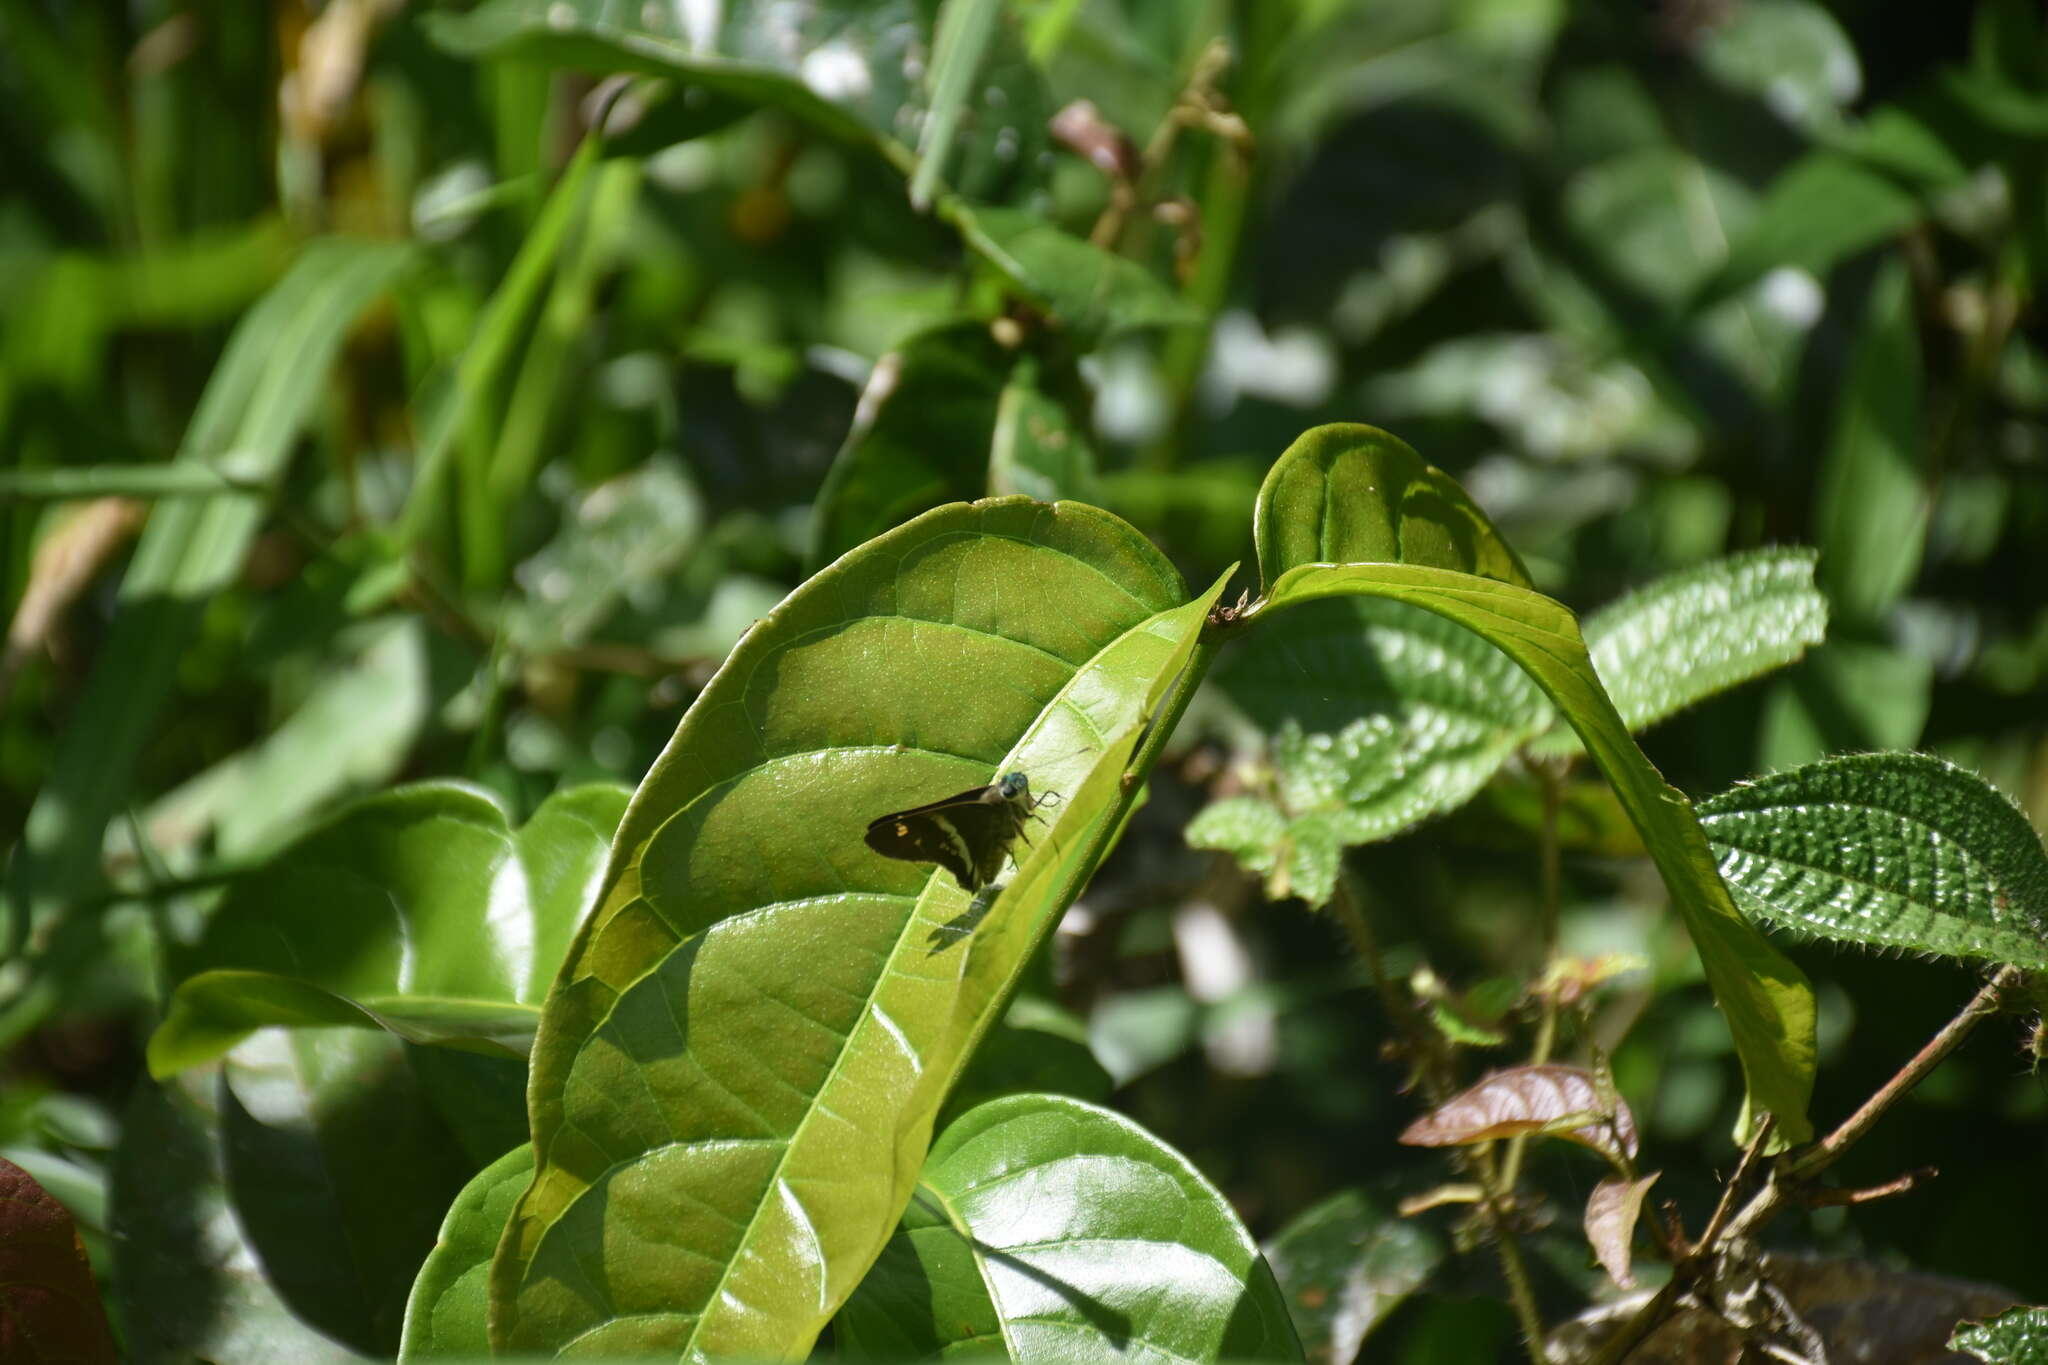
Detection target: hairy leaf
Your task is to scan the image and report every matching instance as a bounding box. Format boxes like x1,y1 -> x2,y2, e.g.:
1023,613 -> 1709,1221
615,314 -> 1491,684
149,782 -> 629,1074
400,1146 -> 535,1361
0,1155 -> 118,1364
1583,1172 -> 1660,1288
1263,1188 -> 1442,1365
1699,752 -> 2048,968
1572,548 -> 1827,737
834,1094 -> 1302,1362
1398,1065 -> 1639,1164
1952,1305 -> 2048,1364
490,499 -> 1222,1359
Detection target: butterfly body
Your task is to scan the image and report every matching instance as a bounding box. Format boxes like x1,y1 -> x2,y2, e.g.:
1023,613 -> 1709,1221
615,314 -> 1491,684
865,771 -> 1050,891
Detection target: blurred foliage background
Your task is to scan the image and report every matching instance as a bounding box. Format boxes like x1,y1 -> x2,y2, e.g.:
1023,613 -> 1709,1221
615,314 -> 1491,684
3,0 -> 2047,1356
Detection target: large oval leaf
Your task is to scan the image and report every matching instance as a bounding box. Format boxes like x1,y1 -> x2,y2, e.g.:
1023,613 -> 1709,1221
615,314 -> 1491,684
401,1145 -> 535,1361
1262,1189 -> 1442,1365
149,782 -> 629,1076
1249,427 -> 1814,1143
491,498 -> 1224,1358
1699,752 -> 2048,969
834,1094 -> 1302,1362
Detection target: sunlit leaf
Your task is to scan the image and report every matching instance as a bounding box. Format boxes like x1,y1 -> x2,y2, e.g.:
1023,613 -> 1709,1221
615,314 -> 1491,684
400,1146 -> 534,1361
1583,1172 -> 1660,1289
1700,752 -> 2048,968
490,498 -> 1224,1358
149,782 -> 629,1075
1263,1188 -> 1442,1365
834,1094 -> 1303,1362
0,1154 -> 118,1364
1952,1304 -> 2048,1364
1398,1065 -> 1639,1164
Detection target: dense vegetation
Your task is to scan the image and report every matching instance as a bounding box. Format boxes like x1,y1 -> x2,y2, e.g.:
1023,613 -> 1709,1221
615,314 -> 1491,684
4,1 -> 2048,1361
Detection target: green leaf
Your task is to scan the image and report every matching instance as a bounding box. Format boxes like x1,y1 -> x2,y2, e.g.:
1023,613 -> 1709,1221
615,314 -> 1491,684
1252,424 -> 1533,592
217,1029 -> 484,1356
1565,548 -> 1827,738
809,323 -> 1014,570
948,205 -> 1203,341
7,238 -> 414,991
400,1146 -> 535,1362
834,1094 -> 1303,1362
490,498 -> 1224,1359
939,1002 -> 1112,1128
1262,1188 -> 1441,1365
1952,1305 -> 2048,1364
509,457 -> 706,653
148,782 -> 630,1075
1699,752 -> 2048,969
1260,559 -> 1815,1142
112,1075 -> 365,1365
1188,795 -> 1333,904
1814,259 -> 1927,626
1758,638 -> 1934,769
0,1154 -> 118,1364
911,0 -> 1003,210
989,353 -> 1100,505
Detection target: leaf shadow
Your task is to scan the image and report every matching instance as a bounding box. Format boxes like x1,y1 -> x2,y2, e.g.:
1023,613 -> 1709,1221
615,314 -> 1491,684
969,1238 -> 1135,1349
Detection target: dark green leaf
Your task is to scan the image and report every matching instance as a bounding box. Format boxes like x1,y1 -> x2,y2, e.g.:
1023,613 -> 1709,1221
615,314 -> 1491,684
0,1154 -> 118,1364
1952,1305 -> 2048,1364
1263,1188 -> 1442,1365
490,499 -> 1223,1358
1700,752 -> 2048,968
939,1001 -> 1112,1128
400,1145 -> 534,1361
112,1075 -> 364,1364
949,205 -> 1203,341
835,1094 -> 1304,1362
149,782 -> 629,1074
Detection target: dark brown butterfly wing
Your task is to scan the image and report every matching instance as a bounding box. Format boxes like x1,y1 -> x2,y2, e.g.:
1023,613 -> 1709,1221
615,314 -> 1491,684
865,782 -> 1029,892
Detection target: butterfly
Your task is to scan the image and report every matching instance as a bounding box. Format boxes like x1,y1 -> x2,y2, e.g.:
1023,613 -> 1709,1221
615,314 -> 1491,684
864,771 -> 1058,892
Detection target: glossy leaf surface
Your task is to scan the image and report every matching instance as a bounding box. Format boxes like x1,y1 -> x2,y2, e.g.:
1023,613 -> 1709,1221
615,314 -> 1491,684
1398,1065 -> 1639,1164
0,1154 -> 118,1364
1572,548 -> 1827,737
1700,752 -> 2048,968
150,782 -> 629,1075
1251,427 -> 1814,1142
835,1093 -> 1303,1362
1952,1305 -> 2048,1364
491,499 -> 1221,1358
400,1145 -> 534,1361
1263,1188 -> 1441,1365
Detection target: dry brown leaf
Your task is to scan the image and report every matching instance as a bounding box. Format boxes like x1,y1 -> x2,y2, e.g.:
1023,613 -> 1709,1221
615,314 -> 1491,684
1397,1064 -> 1639,1163
1,497 -> 146,703
1584,1171 -> 1661,1288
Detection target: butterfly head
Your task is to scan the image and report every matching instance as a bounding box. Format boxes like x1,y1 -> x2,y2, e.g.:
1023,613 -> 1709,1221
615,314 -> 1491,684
996,771 -> 1030,802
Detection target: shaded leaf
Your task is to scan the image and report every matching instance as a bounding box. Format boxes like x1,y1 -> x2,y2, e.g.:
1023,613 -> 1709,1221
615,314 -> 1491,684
1263,1188 -> 1442,1364
834,1094 -> 1303,1362
1952,1305 -> 2048,1364
149,782 -> 629,1075
399,1145 -> 534,1361
1583,1172 -> 1660,1289
0,1154 -> 118,1365
938,1001 -> 1112,1128
111,1075 -> 364,1365
1569,548 -> 1827,738
989,354 -> 1099,505
1397,1065 -> 1639,1164
1700,752 -> 2048,968
490,499 -> 1221,1359
1186,795 -> 1341,907
219,1029 -> 484,1356
509,457 -> 704,652
1813,259 -> 1927,627
1253,424 -> 1532,591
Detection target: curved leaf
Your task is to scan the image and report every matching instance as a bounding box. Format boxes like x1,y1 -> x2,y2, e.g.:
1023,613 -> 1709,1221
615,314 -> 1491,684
0,1155 -> 118,1364
1263,1188 -> 1441,1365
1253,424 -> 1532,593
149,783 -> 629,1076
491,498 -> 1223,1359
834,1093 -> 1303,1362
1398,1065 -> 1639,1164
1699,752 -> 2048,968
400,1146 -> 535,1361
949,206 -> 1202,341
1952,1305 -> 2048,1364
1260,560 -> 1815,1144
1570,548 -> 1827,738
1583,1172 -> 1660,1289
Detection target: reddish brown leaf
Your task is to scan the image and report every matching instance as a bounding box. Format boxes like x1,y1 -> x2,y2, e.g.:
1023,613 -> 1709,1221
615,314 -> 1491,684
1584,1172 -> 1661,1288
0,1156 -> 118,1364
1397,1064 -> 1639,1162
